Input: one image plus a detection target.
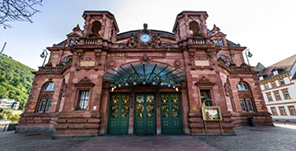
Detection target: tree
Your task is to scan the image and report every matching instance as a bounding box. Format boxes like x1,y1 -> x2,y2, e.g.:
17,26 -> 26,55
0,0 -> 43,28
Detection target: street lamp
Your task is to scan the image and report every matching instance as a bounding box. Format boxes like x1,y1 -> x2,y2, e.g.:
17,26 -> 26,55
40,49 -> 48,67
244,48 -> 253,66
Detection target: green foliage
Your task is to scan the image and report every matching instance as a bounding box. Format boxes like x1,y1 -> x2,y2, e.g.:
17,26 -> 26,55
0,54 -> 35,110
0,113 -> 7,120
8,114 -> 20,123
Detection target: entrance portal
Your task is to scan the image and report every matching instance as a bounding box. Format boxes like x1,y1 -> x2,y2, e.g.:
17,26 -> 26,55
160,93 -> 183,134
134,93 -> 156,135
108,93 -> 130,134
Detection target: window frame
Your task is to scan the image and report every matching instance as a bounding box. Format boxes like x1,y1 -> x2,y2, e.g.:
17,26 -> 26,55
288,106 -> 296,116
281,89 -> 291,100
240,98 -> 254,112
279,79 -> 285,86
77,90 -> 90,110
273,91 -> 281,101
270,107 -> 278,116
37,99 -> 52,113
44,82 -> 56,91
266,92 -> 273,102
200,89 -> 213,106
271,81 -> 276,88
278,106 -> 287,116
237,82 -> 249,90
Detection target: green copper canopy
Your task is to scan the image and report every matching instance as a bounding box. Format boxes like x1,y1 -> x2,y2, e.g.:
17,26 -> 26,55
103,64 -> 186,88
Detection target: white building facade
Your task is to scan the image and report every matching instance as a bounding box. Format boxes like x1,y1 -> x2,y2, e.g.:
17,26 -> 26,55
258,55 -> 296,122
0,99 -> 19,110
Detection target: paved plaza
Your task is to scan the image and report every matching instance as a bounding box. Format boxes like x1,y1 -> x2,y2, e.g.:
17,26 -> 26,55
0,122 -> 295,151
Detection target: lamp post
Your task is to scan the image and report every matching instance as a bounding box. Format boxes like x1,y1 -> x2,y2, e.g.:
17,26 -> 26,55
244,48 -> 253,66
40,49 -> 48,67
0,42 -> 7,57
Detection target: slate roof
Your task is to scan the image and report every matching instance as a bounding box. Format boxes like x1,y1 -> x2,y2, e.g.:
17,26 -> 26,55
259,54 -> 296,78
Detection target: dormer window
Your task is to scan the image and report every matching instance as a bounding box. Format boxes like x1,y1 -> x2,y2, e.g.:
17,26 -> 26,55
88,21 -> 101,37
189,21 -> 203,37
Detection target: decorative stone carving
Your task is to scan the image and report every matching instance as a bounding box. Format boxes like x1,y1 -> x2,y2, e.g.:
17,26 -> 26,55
74,77 -> 95,87
224,83 -> 230,97
174,60 -> 183,68
140,54 -> 151,63
126,34 -> 137,48
94,49 -> 102,70
40,93 -> 54,99
195,76 -> 215,86
107,60 -> 116,68
124,25 -> 162,48
75,49 -> 84,70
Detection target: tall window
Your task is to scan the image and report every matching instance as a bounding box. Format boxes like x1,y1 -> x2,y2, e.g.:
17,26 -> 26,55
271,82 -> 276,88
44,82 -> 56,91
266,92 -> 273,102
200,89 -> 212,106
273,91 -> 281,101
240,99 -> 254,112
279,79 -> 285,86
264,84 -> 269,90
78,90 -> 90,110
237,82 -> 255,112
37,99 -> 52,113
288,106 -> 296,116
270,107 -> 278,116
278,106 -> 287,116
281,89 -> 291,100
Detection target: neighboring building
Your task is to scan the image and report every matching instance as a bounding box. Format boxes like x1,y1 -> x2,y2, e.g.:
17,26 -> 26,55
257,54 -> 296,122
18,10 -> 272,136
0,99 -> 19,109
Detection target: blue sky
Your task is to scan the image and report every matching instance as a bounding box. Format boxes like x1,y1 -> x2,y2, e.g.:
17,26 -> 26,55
0,0 -> 296,69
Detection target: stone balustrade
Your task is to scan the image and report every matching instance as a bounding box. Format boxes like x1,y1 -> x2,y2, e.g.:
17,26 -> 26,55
38,62 -> 71,74
218,62 -> 254,73
77,37 -> 102,45
188,37 -> 208,45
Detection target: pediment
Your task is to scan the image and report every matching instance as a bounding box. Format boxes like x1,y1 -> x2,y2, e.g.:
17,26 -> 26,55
74,77 -> 95,87
195,76 -> 216,86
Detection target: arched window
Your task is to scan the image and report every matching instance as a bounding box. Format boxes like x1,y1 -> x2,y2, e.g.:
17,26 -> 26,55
189,21 -> 203,37
90,21 -> 101,37
37,82 -> 55,113
237,82 -> 255,112
217,55 -> 231,65
44,82 -> 56,91
237,82 -> 249,90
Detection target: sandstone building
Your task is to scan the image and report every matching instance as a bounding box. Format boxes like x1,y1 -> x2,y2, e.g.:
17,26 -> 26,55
18,11 -> 272,136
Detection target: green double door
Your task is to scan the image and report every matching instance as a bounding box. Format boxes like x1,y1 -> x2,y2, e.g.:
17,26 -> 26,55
108,93 -> 130,134
108,93 -> 182,135
160,93 -> 183,134
134,93 -> 156,135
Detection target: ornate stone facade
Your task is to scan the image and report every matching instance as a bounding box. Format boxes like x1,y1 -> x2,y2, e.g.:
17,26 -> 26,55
18,11 -> 272,136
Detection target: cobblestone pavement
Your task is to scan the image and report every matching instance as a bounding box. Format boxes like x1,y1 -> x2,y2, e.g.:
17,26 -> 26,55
198,123 -> 296,151
73,135 -> 219,151
0,132 -> 91,151
0,123 -> 296,151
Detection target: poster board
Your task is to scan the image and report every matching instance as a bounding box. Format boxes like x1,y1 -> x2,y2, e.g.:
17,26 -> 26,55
202,106 -> 222,121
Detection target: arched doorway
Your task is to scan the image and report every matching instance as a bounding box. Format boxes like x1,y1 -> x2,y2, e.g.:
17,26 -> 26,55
103,63 -> 186,135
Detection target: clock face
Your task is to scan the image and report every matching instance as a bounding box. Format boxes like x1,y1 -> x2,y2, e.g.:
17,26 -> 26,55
140,33 -> 151,42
